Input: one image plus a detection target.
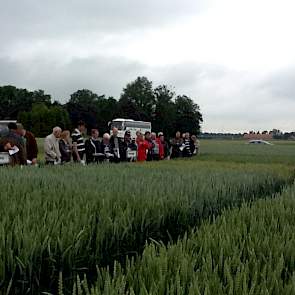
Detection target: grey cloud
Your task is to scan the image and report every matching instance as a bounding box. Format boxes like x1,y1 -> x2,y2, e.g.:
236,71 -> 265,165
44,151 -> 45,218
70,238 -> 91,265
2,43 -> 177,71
1,0 -> 208,45
259,68 -> 295,101
0,56 -> 146,101
150,63 -> 295,132
148,63 -> 228,98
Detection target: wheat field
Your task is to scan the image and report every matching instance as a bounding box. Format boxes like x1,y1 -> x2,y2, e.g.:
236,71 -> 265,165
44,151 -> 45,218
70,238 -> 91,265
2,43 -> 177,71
1,140 -> 295,294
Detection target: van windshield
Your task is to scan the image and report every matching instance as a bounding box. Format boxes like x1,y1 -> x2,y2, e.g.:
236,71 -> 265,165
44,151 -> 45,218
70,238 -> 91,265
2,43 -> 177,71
124,121 -> 151,129
110,121 -> 124,130
0,124 -> 9,137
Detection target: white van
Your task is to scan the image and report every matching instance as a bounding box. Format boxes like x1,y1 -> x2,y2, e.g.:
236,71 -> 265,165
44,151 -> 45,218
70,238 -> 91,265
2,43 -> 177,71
110,118 -> 152,139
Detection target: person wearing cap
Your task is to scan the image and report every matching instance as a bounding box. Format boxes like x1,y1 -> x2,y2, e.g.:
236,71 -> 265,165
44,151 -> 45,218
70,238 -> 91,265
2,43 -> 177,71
120,130 -> 131,162
122,130 -> 138,162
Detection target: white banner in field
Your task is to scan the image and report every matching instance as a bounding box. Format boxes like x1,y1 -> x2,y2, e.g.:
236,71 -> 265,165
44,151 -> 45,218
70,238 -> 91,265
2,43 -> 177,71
127,150 -> 137,159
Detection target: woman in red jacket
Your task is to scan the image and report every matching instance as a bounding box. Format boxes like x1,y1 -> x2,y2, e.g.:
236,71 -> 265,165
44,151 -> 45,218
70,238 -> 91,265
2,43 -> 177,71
136,132 -> 150,162
151,132 -> 164,161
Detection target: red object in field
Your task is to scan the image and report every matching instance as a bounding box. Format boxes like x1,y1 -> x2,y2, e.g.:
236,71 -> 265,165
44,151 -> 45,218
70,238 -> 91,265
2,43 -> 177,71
136,139 -> 149,161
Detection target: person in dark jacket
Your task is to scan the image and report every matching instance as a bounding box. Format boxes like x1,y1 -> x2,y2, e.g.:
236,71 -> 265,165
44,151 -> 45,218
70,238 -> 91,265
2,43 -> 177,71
4,122 -> 27,165
109,127 -> 124,163
120,130 -> 131,162
127,138 -> 138,162
59,130 -> 71,163
20,127 -> 38,165
171,131 -> 183,159
85,129 -> 101,164
121,130 -> 138,162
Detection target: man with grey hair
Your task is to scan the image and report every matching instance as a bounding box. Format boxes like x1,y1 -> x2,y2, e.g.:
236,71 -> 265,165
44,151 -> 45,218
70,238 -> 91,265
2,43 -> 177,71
44,127 -> 62,165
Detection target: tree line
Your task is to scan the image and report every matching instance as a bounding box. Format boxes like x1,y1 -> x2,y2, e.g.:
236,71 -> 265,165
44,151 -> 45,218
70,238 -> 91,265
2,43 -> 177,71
0,77 -> 203,137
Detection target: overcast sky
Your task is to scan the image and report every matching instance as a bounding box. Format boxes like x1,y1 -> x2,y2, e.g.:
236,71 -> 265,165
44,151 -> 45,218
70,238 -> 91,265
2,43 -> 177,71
0,0 -> 294,132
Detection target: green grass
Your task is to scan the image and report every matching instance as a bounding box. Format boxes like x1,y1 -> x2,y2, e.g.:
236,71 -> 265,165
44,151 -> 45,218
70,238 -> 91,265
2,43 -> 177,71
86,185 -> 295,295
198,140 -> 295,165
36,137 -> 44,161
1,139 -> 295,294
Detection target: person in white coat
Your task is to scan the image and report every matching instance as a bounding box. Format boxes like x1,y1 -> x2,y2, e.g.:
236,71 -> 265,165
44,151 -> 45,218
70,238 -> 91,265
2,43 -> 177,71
44,127 -> 62,164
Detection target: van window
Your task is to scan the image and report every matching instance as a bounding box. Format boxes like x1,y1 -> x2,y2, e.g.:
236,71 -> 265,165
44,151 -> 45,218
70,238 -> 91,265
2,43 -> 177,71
125,121 -> 151,129
0,124 -> 9,137
110,121 -> 124,130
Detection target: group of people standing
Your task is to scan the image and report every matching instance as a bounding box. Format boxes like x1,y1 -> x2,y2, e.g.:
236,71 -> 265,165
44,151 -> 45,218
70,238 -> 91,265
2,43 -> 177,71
44,121 -> 200,165
0,120 -> 199,166
0,122 -> 38,165
134,130 -> 199,161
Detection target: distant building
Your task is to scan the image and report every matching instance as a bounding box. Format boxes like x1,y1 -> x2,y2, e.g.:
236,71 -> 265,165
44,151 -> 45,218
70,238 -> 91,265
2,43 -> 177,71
243,132 -> 273,140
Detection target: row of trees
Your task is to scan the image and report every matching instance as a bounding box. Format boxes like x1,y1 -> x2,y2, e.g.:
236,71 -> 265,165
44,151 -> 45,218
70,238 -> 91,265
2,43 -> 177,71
0,77 -> 203,137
